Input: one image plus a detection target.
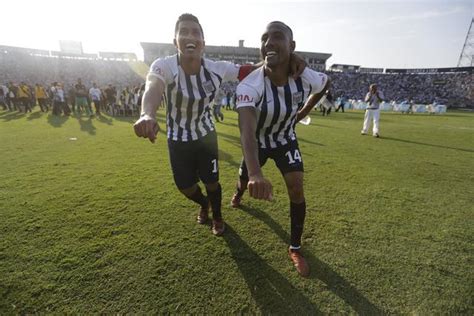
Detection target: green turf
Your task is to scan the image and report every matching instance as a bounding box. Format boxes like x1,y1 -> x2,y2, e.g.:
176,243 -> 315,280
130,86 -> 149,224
0,108 -> 473,314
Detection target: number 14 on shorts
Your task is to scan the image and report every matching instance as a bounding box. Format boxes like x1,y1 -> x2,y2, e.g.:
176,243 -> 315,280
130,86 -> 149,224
285,149 -> 301,164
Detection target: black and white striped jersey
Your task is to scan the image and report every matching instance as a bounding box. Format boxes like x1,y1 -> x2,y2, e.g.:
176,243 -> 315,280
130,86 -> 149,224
236,67 -> 328,149
149,54 -> 240,141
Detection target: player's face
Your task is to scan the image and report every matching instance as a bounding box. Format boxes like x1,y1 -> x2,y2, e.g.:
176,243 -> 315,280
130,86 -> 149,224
260,23 -> 294,68
174,20 -> 205,58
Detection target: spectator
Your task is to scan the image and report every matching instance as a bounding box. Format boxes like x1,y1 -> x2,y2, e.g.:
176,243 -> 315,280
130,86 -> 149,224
361,83 -> 384,137
89,82 -> 102,115
51,82 -> 70,116
17,82 -> 32,113
75,78 -> 93,117
35,83 -> 49,112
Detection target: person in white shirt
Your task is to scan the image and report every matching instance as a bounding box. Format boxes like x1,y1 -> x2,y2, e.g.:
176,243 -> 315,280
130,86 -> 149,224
89,83 -> 102,115
361,84 -> 384,137
51,83 -> 69,116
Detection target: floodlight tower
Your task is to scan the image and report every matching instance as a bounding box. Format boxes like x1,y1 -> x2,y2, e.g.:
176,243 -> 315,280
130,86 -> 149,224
457,18 -> 474,67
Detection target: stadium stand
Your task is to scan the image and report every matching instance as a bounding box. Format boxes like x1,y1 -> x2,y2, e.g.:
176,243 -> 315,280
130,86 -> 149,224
329,69 -> 472,108
1,44 -> 472,111
0,45 -> 145,89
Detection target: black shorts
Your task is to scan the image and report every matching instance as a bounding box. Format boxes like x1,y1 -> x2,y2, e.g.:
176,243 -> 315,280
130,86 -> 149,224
168,131 -> 219,190
239,140 -> 304,181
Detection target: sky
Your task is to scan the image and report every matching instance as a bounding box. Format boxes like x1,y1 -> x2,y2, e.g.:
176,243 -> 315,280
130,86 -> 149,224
1,0 -> 472,69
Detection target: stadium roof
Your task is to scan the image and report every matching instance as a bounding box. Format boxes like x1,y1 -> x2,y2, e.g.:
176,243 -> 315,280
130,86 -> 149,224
140,42 -> 332,63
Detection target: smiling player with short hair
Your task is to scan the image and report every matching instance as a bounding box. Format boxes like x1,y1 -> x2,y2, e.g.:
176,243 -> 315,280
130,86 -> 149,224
232,21 -> 330,277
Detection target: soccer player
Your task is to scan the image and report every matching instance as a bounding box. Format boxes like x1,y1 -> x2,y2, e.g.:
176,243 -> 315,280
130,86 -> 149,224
134,14 -> 305,236
231,21 -> 330,277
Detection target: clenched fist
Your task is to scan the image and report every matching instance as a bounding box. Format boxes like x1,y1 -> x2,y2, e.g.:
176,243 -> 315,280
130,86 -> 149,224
248,174 -> 273,201
133,115 -> 160,143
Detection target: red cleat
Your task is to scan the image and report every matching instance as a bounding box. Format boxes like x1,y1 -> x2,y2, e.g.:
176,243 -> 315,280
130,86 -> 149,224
288,248 -> 310,277
212,219 -> 225,236
197,202 -> 209,224
230,193 -> 242,208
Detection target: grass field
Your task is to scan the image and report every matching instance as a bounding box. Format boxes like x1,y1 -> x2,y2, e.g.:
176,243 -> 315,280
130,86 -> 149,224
0,108 -> 473,314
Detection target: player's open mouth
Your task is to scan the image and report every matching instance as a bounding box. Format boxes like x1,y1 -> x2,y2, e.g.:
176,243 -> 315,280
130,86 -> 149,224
186,43 -> 196,51
266,51 -> 277,57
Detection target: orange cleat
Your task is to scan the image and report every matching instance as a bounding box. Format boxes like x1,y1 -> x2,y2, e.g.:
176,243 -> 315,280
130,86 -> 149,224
197,202 -> 209,224
230,193 -> 242,208
288,248 -> 310,277
212,219 -> 225,236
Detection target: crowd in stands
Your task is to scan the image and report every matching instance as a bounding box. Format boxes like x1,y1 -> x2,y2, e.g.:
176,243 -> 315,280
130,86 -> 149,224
1,47 -> 472,116
0,49 -> 145,116
1,49 -> 143,88
327,70 -> 472,108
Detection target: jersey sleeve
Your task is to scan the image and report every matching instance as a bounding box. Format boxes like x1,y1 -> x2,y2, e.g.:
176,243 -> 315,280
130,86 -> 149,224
235,82 -> 260,109
304,69 -> 329,94
148,57 -> 173,84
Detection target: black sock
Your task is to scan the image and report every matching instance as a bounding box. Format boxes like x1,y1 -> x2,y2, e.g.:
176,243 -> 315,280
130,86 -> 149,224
235,179 -> 248,197
207,184 -> 222,220
187,186 -> 208,209
290,200 -> 306,248
235,186 -> 245,197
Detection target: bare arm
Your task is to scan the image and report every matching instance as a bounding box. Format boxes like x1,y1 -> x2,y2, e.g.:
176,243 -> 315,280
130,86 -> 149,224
237,107 -> 273,201
141,75 -> 164,118
133,75 -> 164,143
296,78 -> 331,122
238,107 -> 261,177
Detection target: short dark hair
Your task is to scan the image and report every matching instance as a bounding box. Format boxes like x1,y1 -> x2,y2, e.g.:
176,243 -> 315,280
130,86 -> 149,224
175,13 -> 204,38
268,21 -> 293,40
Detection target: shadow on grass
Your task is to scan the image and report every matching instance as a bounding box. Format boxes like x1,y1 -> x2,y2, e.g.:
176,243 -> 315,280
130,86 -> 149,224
26,111 -> 45,121
222,115 -> 238,122
95,114 -> 113,125
297,137 -> 325,146
223,224 -> 321,314
239,205 -> 384,315
218,149 -> 241,169
77,116 -> 96,135
108,115 -> 138,124
217,131 -> 241,147
47,114 -> 69,127
0,111 -> 25,121
382,136 -> 474,153
218,120 -> 239,128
